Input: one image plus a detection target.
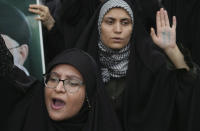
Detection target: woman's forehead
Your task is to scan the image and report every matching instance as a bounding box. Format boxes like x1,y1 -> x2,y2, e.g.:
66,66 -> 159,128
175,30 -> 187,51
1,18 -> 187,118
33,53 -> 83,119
104,8 -> 131,19
51,64 -> 83,80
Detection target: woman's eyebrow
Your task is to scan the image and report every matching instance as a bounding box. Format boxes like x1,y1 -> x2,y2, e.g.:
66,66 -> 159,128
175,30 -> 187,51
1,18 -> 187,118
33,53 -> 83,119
51,71 -> 82,80
121,17 -> 131,20
50,72 -> 60,76
104,17 -> 114,20
104,16 -> 131,20
65,75 -> 82,80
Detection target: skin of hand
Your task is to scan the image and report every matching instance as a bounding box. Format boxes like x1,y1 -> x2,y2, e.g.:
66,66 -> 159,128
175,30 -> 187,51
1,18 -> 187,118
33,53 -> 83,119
29,4 -> 55,31
150,8 -> 189,71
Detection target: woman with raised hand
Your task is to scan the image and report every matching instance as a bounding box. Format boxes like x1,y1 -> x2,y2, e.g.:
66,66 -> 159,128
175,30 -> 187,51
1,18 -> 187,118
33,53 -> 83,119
74,0 -> 200,130
0,34 -> 122,131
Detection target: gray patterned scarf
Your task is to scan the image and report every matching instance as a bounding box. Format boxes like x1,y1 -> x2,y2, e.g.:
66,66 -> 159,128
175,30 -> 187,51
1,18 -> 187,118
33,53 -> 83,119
98,0 -> 134,83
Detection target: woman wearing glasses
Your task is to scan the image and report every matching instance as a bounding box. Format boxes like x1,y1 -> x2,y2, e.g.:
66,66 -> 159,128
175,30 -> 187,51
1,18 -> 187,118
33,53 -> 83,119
0,35 -> 122,131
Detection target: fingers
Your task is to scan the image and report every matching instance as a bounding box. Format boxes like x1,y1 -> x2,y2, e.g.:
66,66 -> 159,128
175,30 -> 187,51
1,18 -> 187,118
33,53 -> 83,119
156,11 -> 161,32
29,4 -> 47,12
164,10 -> 170,27
156,8 -> 167,34
172,16 -> 177,29
29,4 -> 51,22
156,8 -> 171,28
29,4 -> 49,15
160,8 -> 165,27
159,8 -> 177,29
28,8 -> 41,15
150,27 -> 158,43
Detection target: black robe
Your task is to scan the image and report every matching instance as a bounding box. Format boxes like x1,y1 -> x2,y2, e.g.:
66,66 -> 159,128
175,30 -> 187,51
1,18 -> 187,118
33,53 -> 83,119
42,0 -> 62,63
134,0 -> 162,33
74,0 -> 200,130
44,0 -> 61,19
162,0 -> 200,66
0,34 -> 122,131
44,0 -> 101,63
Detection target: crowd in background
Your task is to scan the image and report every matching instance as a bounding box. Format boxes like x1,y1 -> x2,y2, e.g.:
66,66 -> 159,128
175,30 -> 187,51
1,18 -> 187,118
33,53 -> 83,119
1,0 -> 200,131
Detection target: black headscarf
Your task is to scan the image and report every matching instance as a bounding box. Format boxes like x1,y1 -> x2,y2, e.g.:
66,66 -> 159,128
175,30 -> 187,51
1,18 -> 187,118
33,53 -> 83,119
74,0 -> 200,130
2,45 -> 122,130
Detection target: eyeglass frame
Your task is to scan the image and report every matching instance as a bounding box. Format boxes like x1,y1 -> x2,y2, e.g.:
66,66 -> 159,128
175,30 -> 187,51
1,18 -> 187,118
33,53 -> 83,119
43,73 -> 85,93
8,45 -> 20,50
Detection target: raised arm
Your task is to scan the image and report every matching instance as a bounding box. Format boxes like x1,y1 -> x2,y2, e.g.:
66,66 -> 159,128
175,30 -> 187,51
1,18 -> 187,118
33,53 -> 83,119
150,8 -> 189,71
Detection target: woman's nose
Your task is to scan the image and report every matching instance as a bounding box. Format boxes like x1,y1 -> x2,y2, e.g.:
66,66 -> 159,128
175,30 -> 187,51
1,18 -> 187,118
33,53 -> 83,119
55,81 -> 66,93
113,22 -> 122,33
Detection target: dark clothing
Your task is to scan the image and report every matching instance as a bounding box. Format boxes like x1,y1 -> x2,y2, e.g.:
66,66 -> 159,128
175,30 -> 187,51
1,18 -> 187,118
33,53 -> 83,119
105,77 -> 126,125
44,0 -> 61,19
74,0 -> 200,130
42,0 -> 62,63
162,0 -> 200,66
0,34 -> 122,131
105,78 -> 126,109
44,0 -> 101,63
134,0 -> 162,33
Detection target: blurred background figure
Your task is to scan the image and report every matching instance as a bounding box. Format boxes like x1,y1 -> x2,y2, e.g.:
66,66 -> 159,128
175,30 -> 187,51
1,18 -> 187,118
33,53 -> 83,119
2,34 -> 29,75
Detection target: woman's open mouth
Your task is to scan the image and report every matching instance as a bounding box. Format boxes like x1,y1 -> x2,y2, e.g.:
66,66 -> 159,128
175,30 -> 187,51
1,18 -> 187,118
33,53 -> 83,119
51,98 -> 66,110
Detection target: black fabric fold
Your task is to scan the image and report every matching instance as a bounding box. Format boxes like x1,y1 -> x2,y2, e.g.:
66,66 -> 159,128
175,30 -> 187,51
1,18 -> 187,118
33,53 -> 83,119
162,0 -> 200,66
43,0 -> 101,63
73,0 -> 200,130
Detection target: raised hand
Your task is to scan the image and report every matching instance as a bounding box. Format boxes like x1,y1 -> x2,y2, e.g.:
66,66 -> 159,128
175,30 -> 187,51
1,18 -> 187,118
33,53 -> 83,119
150,8 -> 190,70
29,4 -> 55,31
150,8 -> 177,51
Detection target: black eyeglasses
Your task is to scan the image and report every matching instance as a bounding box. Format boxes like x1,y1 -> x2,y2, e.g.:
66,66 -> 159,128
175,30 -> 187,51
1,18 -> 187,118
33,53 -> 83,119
8,45 -> 20,50
43,72 -> 84,93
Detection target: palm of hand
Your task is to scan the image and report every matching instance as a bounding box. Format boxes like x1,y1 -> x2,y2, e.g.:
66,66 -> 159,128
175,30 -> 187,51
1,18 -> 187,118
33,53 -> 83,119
156,26 -> 176,49
151,8 -> 177,51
